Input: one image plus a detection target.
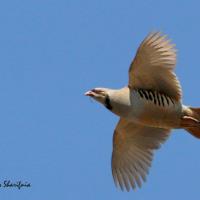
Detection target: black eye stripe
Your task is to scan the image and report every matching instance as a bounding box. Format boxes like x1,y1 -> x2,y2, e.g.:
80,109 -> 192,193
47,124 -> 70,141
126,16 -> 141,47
105,96 -> 112,110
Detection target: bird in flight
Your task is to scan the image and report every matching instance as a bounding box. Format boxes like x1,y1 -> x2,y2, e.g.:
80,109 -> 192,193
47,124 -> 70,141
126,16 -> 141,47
85,32 -> 200,191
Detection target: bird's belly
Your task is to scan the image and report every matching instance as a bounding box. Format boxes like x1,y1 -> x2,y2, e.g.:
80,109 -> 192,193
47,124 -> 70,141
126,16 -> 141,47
126,91 -> 183,129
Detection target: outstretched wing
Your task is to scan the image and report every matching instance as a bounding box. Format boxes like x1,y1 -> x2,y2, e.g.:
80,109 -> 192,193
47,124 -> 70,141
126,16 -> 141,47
128,32 -> 181,101
111,118 -> 170,191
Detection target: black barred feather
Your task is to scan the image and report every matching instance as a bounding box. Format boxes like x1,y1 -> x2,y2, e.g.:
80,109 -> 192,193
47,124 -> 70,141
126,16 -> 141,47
137,89 -> 174,107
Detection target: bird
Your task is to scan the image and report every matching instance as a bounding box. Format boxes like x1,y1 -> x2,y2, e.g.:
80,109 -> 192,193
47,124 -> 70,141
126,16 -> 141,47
85,32 -> 200,191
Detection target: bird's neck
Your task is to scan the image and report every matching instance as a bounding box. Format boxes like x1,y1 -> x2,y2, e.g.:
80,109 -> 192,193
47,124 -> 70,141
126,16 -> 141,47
109,87 -> 131,118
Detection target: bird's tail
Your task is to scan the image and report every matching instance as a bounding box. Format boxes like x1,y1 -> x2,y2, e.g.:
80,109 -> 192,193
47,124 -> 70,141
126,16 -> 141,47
181,107 -> 200,138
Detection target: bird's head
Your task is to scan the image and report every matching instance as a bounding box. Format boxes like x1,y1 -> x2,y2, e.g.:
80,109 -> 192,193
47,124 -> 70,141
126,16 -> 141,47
85,88 -> 113,110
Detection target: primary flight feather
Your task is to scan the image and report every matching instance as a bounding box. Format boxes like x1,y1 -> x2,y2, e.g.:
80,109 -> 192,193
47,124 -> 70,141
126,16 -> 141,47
85,32 -> 200,191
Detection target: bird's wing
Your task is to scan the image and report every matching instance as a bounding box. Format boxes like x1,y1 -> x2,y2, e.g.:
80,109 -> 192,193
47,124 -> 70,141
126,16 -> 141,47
128,32 -> 182,101
111,118 -> 170,191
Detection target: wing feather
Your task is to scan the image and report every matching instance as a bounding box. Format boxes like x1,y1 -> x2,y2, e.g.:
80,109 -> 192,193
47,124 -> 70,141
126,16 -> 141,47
128,32 -> 182,101
111,118 -> 170,191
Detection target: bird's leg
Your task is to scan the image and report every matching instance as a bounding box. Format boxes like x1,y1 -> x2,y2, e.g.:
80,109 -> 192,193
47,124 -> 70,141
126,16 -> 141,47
180,116 -> 200,128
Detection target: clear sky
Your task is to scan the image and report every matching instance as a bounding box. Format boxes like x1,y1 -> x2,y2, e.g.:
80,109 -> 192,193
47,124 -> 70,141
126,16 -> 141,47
0,0 -> 200,199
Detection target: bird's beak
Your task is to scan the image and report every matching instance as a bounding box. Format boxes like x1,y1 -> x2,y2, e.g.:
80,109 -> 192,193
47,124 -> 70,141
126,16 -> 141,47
84,90 -> 95,97
84,88 -> 104,97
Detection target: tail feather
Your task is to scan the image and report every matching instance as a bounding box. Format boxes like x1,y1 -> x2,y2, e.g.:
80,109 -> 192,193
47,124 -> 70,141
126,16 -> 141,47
182,107 -> 200,139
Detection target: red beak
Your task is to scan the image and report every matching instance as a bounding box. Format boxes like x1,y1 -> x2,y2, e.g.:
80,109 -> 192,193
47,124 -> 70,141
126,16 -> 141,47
84,90 -> 95,97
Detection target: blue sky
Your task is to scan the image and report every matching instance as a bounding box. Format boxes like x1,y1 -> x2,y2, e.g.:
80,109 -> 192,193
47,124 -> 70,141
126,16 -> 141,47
0,0 -> 200,199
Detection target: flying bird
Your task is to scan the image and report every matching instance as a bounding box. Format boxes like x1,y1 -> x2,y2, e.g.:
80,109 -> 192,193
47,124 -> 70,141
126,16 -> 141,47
85,32 -> 200,191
